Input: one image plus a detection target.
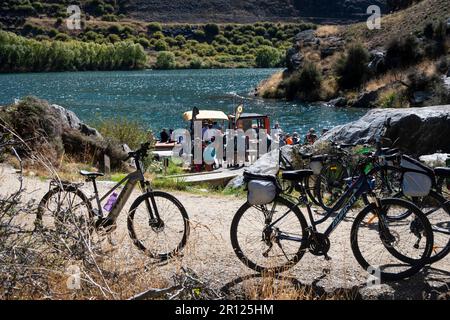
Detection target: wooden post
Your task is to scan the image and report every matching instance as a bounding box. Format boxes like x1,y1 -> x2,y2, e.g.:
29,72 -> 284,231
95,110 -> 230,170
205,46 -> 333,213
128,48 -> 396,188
104,154 -> 111,176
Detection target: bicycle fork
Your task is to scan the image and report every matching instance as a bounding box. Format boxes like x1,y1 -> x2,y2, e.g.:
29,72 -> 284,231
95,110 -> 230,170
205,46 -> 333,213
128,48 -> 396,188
141,181 -> 164,229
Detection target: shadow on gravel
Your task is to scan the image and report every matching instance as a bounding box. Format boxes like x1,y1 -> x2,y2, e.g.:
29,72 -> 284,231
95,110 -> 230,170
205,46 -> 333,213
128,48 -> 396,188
220,267 -> 450,300
384,266 -> 450,300
220,273 -> 362,300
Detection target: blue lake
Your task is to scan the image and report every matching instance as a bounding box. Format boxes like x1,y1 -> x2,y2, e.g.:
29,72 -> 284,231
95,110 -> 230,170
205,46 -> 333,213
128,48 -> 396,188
0,68 -> 367,136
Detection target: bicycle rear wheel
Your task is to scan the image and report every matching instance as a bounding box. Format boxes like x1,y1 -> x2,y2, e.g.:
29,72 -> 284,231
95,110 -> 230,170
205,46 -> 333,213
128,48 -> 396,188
398,191 -> 450,264
230,196 -> 308,274
315,160 -> 349,211
127,191 -> 190,261
351,198 -> 433,282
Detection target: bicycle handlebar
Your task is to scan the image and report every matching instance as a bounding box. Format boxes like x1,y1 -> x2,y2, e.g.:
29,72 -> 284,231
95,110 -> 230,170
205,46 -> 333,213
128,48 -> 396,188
125,142 -> 151,161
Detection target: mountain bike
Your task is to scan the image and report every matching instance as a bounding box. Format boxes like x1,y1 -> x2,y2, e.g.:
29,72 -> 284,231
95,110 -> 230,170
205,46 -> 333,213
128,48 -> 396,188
230,156 -> 433,282
35,143 -> 190,261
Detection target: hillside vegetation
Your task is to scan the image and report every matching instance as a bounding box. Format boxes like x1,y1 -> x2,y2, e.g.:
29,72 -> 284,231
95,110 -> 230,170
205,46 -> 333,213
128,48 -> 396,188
258,0 -> 450,108
1,0 -> 390,24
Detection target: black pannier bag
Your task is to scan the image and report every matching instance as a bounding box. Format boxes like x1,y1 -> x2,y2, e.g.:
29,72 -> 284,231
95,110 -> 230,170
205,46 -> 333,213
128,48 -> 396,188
243,171 -> 281,206
400,155 -> 435,197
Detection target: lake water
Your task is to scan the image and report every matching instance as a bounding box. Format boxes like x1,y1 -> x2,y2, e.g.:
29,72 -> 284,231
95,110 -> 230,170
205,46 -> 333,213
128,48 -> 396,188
0,69 -> 367,136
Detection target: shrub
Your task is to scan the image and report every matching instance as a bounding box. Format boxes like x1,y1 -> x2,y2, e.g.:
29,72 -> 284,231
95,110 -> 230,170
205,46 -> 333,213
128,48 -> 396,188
155,51 -> 176,69
255,46 -> 282,68
108,34 -> 120,43
152,31 -> 165,40
107,24 -> 122,34
102,14 -> 118,22
54,33 -> 70,41
193,29 -> 206,41
138,37 -> 151,48
175,35 -> 186,46
424,23 -> 434,39
154,39 -> 169,51
334,44 -> 370,89
283,62 -> 322,101
147,22 -> 162,33
95,118 -> 153,149
385,35 -> 419,68
255,26 -> 267,36
204,23 -> 220,39
189,57 -> 203,69
55,17 -> 63,27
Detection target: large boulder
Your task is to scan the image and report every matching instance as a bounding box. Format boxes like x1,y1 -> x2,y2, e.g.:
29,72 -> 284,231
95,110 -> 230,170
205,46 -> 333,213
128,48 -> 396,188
0,97 -> 125,169
318,105 -> 450,156
49,104 -> 102,138
350,90 -> 380,108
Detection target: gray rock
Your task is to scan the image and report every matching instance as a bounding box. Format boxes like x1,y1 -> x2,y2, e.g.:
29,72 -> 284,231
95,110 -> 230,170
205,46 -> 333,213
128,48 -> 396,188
294,29 -> 318,46
320,47 -> 338,58
368,50 -> 386,74
318,105 -> 450,156
49,103 -> 102,138
286,47 -> 304,71
227,146 -> 295,188
326,97 -> 347,108
411,91 -> 432,106
350,90 -> 380,108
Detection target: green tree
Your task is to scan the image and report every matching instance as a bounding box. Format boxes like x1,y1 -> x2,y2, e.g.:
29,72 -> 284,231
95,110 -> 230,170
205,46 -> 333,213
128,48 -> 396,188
154,39 -> 169,51
255,46 -> 281,68
147,22 -> 163,33
204,23 -> 220,39
155,51 -> 175,69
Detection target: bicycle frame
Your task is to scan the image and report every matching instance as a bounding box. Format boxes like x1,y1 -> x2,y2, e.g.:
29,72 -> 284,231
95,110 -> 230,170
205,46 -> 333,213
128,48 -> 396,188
87,160 -> 158,227
269,173 -> 373,242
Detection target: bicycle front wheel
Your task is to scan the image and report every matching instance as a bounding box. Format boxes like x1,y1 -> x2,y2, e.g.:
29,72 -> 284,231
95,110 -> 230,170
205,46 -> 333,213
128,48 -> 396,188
351,198 -> 433,282
230,196 -> 308,274
127,191 -> 190,261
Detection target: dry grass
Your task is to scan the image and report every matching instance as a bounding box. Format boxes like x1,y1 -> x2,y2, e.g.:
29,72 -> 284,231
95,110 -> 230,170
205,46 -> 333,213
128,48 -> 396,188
344,0 -> 450,49
257,71 -> 285,98
315,25 -> 340,38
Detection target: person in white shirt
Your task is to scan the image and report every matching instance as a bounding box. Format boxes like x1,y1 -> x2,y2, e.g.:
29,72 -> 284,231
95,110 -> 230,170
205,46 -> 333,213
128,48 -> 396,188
203,121 -> 217,143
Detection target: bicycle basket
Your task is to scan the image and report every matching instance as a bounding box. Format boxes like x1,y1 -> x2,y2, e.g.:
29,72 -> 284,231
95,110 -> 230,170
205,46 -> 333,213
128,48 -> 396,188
244,171 -> 280,206
400,155 -> 434,197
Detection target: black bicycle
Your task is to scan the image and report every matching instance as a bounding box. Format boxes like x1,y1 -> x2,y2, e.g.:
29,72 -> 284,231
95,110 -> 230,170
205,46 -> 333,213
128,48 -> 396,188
230,156 -> 433,282
35,143 -> 190,261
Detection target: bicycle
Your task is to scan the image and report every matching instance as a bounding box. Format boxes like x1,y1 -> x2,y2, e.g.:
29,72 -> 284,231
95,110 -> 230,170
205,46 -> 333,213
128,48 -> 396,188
35,142 -> 190,261
230,156 -> 434,282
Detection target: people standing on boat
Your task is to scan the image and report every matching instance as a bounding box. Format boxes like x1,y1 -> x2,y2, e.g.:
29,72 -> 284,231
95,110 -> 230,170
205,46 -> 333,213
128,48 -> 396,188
203,121 -> 217,143
292,132 -> 301,145
285,134 -> 294,145
304,128 -> 318,145
160,128 -> 169,143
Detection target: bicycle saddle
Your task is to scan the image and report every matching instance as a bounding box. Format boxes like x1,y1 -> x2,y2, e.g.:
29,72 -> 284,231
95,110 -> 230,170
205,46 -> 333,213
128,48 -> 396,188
434,167 -> 450,178
281,170 -> 314,181
79,170 -> 105,178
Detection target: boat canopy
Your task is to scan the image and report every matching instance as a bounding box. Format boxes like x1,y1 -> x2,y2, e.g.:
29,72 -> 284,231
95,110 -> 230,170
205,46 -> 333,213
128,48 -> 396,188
183,110 -> 229,121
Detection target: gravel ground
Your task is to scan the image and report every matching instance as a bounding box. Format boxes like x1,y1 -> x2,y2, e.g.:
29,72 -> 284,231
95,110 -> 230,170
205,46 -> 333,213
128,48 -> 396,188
1,164 -> 449,300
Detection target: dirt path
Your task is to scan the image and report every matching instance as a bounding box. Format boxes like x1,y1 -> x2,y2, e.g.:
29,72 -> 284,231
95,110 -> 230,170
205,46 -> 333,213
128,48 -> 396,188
1,165 -> 449,300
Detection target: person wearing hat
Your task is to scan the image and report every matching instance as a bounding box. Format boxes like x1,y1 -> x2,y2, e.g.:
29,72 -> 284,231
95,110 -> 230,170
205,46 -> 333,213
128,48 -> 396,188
305,128 -> 317,145
292,132 -> 300,145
